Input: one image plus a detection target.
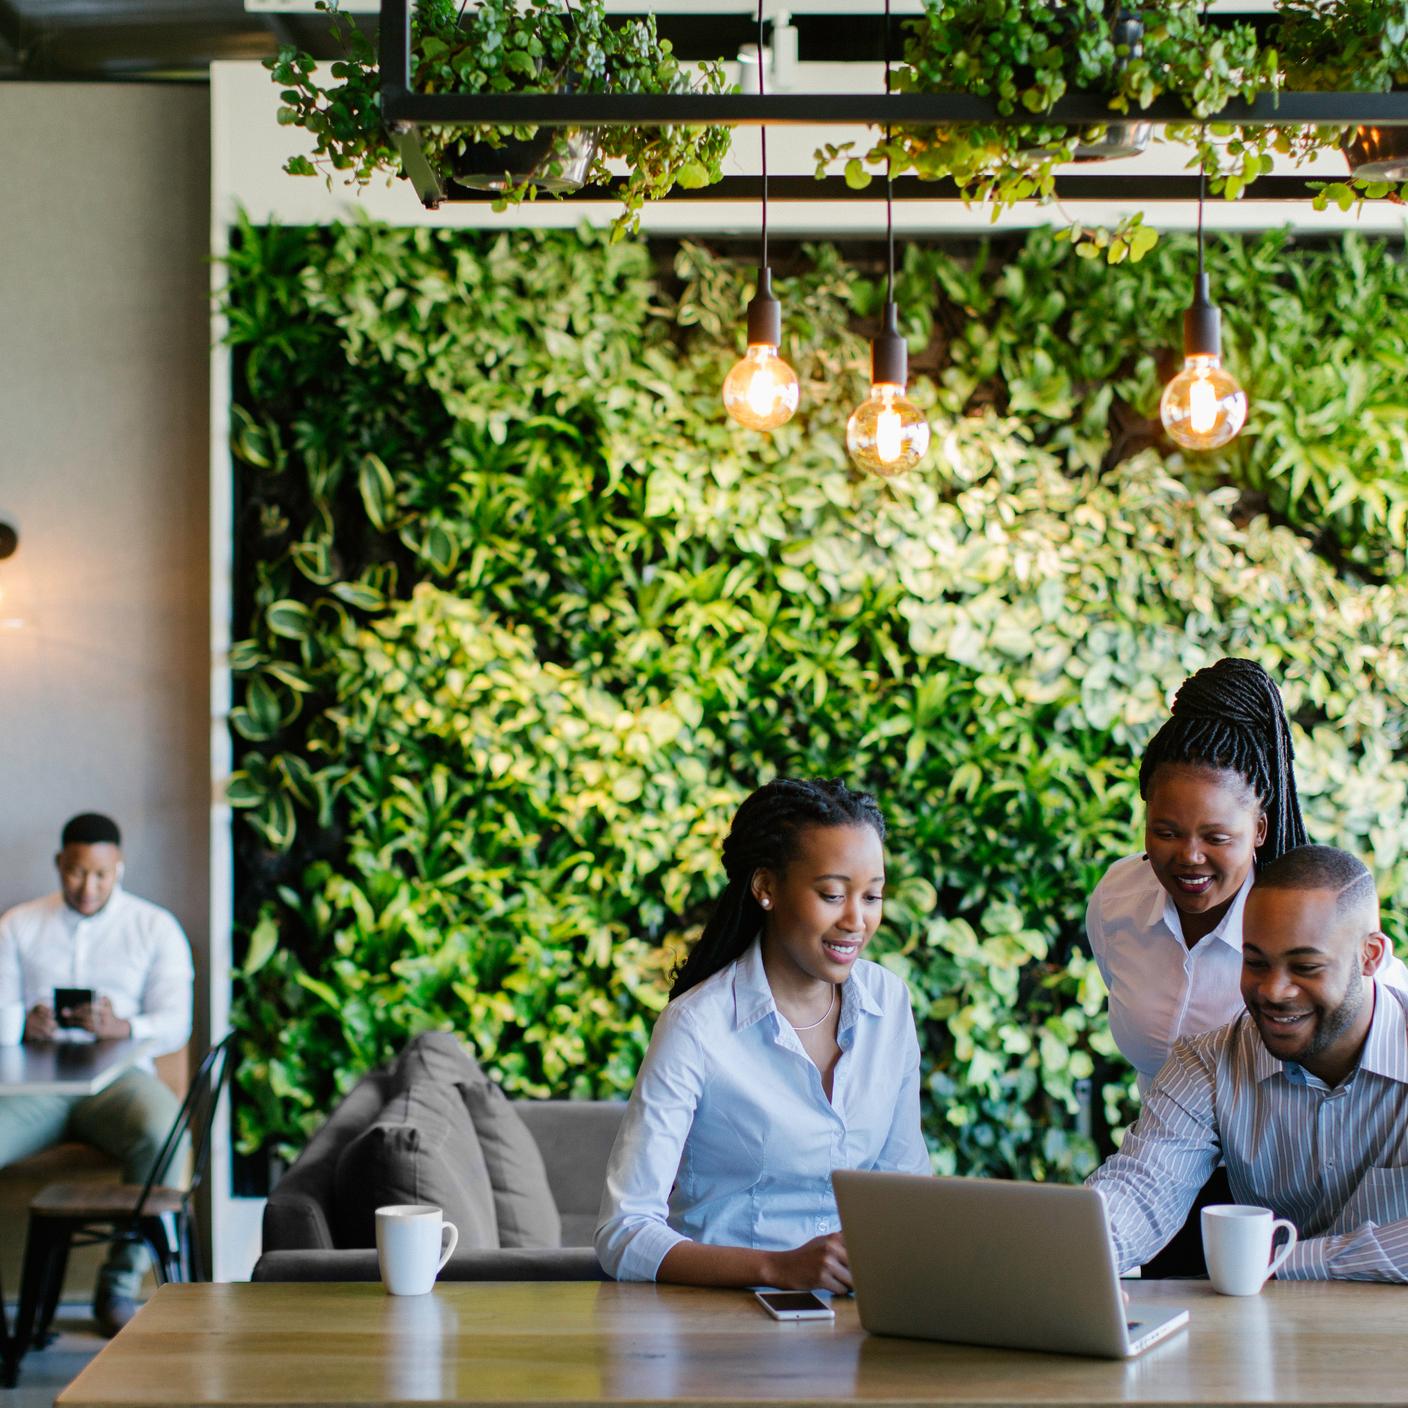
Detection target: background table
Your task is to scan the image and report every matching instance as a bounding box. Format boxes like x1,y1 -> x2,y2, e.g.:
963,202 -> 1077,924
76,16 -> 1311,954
56,1279 -> 1408,1408
0,1039 -> 153,1097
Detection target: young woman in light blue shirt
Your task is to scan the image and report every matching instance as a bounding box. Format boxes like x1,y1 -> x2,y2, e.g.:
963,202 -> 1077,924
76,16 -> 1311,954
595,778 -> 930,1290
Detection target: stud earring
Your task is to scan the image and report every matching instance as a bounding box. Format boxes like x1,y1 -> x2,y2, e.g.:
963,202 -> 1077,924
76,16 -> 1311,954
760,898 -> 771,910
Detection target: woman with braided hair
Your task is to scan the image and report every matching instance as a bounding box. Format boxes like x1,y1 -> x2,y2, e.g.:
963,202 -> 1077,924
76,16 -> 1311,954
1088,656 -> 1406,1094
595,778 -> 929,1289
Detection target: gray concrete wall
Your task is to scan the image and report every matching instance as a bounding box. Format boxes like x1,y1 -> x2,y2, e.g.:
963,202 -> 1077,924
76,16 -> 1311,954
0,85 -> 211,1035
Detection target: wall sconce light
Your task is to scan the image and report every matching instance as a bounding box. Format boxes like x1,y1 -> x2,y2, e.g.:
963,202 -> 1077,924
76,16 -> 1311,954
0,522 -> 25,630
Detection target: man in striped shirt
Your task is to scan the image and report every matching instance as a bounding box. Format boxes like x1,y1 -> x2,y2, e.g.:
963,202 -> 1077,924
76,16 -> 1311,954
1088,844 -> 1408,1282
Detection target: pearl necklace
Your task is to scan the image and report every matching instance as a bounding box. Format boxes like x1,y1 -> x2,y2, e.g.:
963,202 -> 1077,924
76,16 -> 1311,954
788,985 -> 837,1032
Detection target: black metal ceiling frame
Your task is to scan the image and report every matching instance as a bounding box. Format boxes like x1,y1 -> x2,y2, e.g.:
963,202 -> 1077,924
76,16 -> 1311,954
377,0 -> 1408,208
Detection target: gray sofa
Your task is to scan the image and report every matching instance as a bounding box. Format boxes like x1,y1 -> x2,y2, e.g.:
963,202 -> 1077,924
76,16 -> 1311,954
252,1033 -> 625,1282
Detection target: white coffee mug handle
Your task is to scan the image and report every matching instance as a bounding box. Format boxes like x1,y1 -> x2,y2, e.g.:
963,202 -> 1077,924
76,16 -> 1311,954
437,1221 -> 459,1273
1266,1219 -> 1298,1280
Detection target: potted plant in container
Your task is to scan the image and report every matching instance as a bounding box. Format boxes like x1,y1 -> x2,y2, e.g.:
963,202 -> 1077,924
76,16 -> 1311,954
268,0 -> 732,235
816,0 -> 1279,261
1276,0 -> 1408,187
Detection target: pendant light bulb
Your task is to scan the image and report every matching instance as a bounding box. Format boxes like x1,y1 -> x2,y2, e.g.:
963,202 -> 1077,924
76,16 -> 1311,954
723,268 -> 799,432
1160,279 -> 1247,452
847,303 -> 929,476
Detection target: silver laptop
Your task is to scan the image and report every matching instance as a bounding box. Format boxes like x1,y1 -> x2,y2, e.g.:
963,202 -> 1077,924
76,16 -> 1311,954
832,1171 -> 1188,1359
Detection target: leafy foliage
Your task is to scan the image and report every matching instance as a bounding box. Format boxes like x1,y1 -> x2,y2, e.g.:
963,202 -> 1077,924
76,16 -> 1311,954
1280,0 -> 1408,214
817,0 -> 1408,257
1278,0 -> 1408,91
938,227 -> 1408,575
267,0 -> 730,235
224,218 -> 1408,1179
816,0 -> 1280,261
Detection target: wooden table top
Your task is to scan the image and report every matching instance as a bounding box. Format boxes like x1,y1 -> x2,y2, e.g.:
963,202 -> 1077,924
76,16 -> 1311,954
55,1279 -> 1408,1408
0,1038 -> 152,1096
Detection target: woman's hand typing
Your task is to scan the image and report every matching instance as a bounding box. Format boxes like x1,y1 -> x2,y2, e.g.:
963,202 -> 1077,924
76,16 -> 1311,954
762,1234 -> 851,1293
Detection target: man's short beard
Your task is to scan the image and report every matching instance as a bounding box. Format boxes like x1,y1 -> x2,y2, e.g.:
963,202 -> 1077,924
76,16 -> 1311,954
1298,972 -> 1368,1069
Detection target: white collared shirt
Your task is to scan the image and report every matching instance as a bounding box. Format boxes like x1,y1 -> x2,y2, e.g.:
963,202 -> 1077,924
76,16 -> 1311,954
595,938 -> 930,1282
0,888 -> 193,1061
1086,854 -> 1408,1095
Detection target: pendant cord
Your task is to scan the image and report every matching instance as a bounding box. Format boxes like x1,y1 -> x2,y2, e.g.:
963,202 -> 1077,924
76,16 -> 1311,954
758,0 -> 768,271
1196,126 -> 1206,283
884,0 -> 894,305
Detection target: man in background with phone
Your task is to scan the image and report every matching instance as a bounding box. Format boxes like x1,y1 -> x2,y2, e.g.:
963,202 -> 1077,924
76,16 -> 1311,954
0,812 -> 193,1337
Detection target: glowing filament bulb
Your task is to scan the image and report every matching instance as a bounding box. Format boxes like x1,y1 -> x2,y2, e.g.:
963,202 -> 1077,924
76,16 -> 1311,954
847,383 -> 929,476
1161,274 -> 1247,453
1160,354 -> 1247,452
722,269 -> 800,433
1188,370 -> 1218,434
747,366 -> 777,419
874,404 -> 904,463
724,345 -> 799,430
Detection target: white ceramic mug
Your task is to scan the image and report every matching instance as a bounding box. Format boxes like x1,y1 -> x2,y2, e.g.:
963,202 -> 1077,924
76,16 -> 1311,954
1201,1204 -> 1298,1295
375,1204 -> 459,1296
0,1002 -> 24,1047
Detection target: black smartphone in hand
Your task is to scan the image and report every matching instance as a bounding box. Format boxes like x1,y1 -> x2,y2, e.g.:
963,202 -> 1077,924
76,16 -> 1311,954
54,987 -> 94,1028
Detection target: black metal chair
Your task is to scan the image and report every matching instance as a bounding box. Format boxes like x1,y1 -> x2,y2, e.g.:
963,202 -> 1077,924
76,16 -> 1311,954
2,1034 -> 234,1385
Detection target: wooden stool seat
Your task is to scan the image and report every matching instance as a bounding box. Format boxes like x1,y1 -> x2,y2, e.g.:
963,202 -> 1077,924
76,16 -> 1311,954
2,1142 -> 120,1180
30,1183 -> 184,1219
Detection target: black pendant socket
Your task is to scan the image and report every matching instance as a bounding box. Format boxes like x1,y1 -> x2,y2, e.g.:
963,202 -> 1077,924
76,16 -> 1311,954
871,301 -> 908,387
1183,273 -> 1222,360
746,267 -> 782,347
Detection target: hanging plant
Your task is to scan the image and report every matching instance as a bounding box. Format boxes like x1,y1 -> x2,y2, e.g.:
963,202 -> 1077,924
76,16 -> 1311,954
266,0 -> 732,236
816,0 -> 1280,263
1276,0 -> 1408,209
1279,0 -> 1408,92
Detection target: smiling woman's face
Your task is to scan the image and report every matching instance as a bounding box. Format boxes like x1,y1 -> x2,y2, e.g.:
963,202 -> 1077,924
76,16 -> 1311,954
1144,764 -> 1266,927
754,823 -> 886,993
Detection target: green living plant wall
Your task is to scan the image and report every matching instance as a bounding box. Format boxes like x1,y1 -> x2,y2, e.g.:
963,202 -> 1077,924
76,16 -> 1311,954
224,217 -> 1408,1180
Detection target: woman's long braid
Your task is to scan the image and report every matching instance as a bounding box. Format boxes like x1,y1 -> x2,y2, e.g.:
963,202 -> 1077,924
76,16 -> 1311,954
669,778 -> 886,1001
1138,657 -> 1308,864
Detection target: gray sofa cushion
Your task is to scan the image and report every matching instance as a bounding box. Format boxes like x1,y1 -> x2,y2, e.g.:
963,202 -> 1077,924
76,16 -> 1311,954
333,1075 -> 500,1250
394,1031 -> 486,1090
459,1079 -> 561,1249
262,1068 -> 394,1253
514,1101 -> 626,1247
261,1034 -> 626,1265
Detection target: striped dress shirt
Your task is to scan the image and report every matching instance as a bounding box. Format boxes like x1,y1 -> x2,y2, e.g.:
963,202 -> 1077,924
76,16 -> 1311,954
1088,980 -> 1408,1282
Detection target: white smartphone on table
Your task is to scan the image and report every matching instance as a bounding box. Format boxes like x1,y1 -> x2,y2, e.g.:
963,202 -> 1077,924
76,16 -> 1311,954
754,1291 -> 834,1321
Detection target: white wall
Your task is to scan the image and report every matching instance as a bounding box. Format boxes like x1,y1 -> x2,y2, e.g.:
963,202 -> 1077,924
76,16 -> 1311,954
0,85 -> 212,1014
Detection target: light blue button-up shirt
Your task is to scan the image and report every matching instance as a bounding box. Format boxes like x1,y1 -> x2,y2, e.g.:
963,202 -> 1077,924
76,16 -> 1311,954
595,938 -> 931,1282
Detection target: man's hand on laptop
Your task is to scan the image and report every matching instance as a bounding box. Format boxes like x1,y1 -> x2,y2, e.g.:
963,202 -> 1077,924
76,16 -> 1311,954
763,1234 -> 852,1293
